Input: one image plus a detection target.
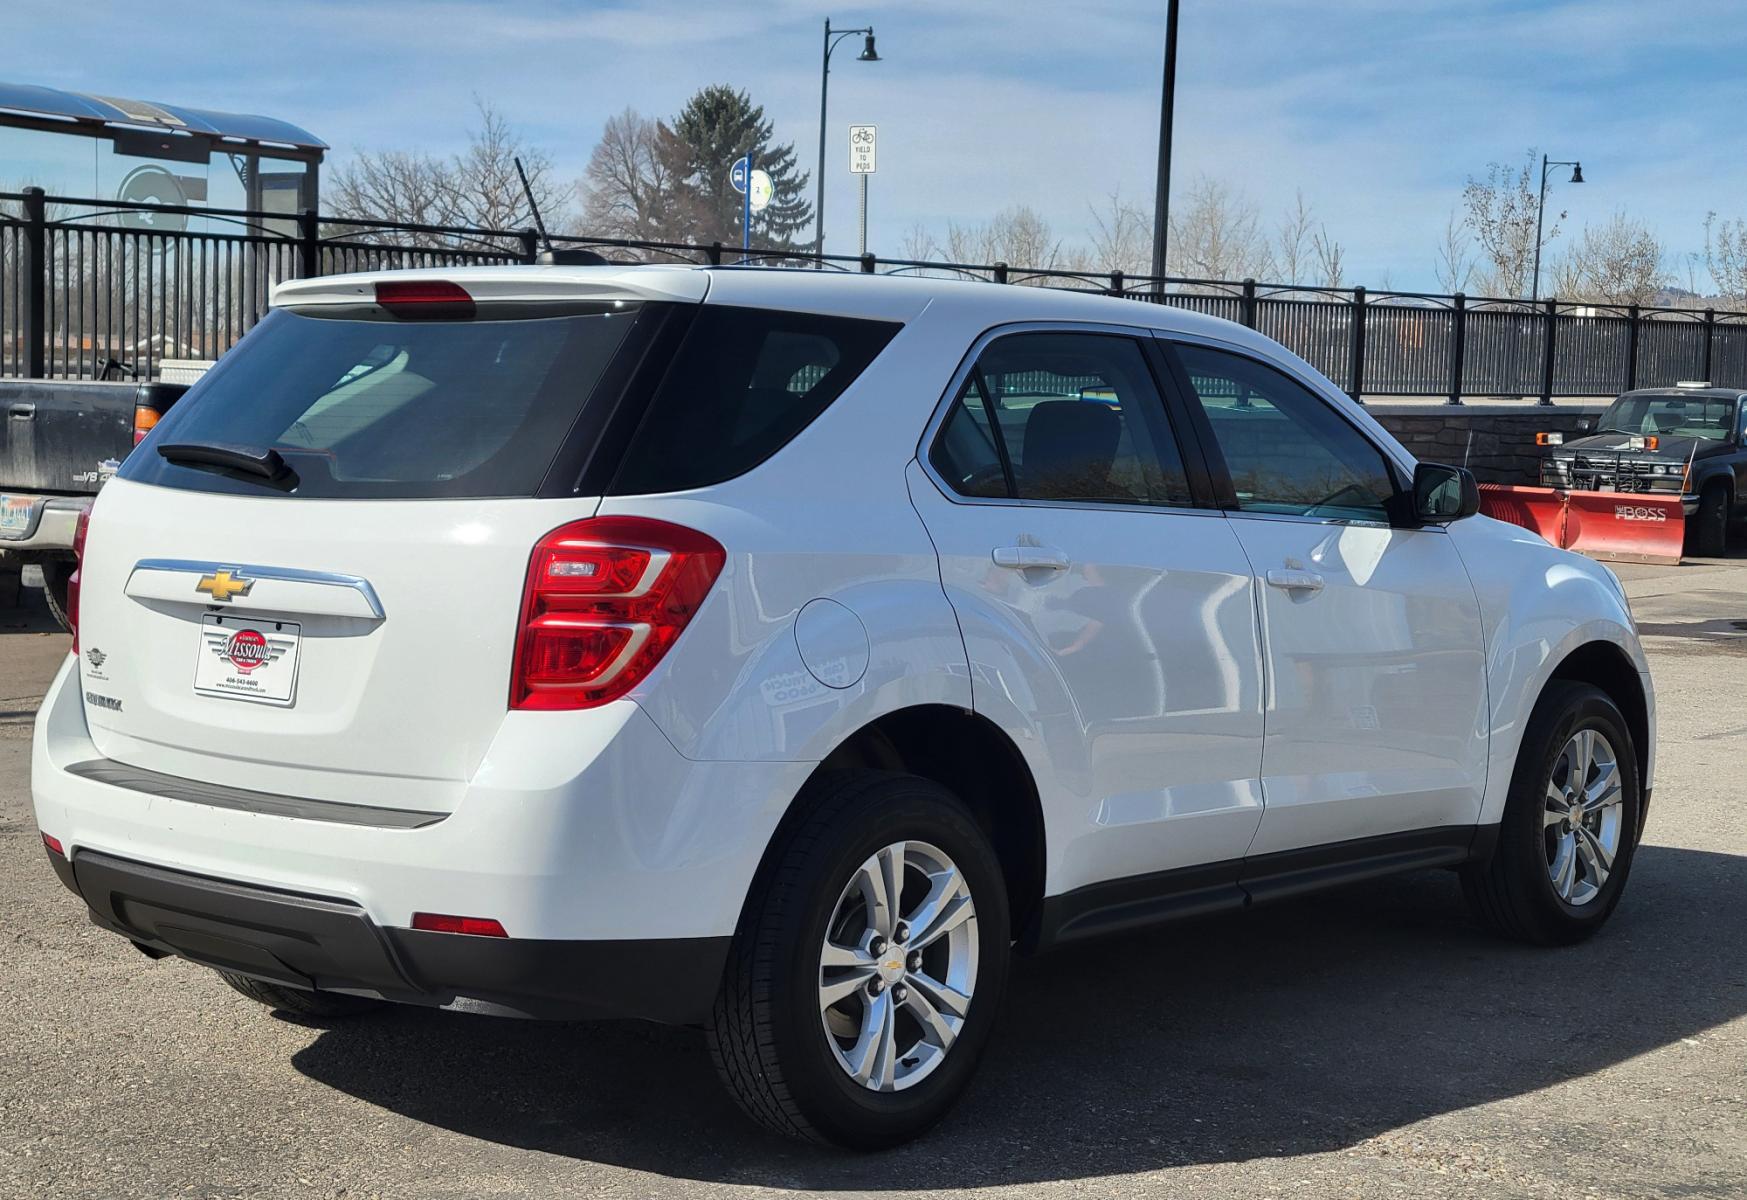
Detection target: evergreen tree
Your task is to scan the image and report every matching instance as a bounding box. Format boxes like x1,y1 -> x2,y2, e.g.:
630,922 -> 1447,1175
669,85 -> 812,248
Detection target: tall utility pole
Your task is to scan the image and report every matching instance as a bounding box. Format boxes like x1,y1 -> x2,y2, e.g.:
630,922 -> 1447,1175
1150,0 -> 1180,280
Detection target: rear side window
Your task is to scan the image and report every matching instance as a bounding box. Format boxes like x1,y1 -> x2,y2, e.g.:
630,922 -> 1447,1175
122,306 -> 641,499
608,306 -> 899,495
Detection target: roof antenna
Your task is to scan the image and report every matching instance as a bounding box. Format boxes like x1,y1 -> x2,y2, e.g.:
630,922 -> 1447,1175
515,156 -> 606,267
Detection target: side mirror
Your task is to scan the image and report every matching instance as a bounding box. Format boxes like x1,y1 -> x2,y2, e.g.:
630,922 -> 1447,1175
1412,462 -> 1480,525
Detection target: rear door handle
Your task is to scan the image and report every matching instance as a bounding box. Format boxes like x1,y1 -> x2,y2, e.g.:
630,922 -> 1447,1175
993,545 -> 1070,571
8,403 -> 34,419
1266,568 -> 1325,593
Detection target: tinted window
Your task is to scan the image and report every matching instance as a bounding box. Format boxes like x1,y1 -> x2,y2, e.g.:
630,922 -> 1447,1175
1175,344 -> 1396,521
933,332 -> 1192,506
123,306 -> 640,499
930,374 -> 1010,499
610,307 -> 899,495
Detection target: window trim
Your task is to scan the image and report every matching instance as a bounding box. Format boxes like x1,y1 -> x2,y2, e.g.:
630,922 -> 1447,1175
1154,331 -> 1423,531
918,320 -> 1222,517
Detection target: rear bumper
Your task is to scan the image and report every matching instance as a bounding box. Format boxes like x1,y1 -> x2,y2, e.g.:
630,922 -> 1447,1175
32,654 -> 810,1019
0,493 -> 86,553
49,846 -> 727,1021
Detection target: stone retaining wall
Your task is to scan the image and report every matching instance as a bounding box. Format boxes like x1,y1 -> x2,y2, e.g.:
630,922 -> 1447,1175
1368,405 -> 1605,485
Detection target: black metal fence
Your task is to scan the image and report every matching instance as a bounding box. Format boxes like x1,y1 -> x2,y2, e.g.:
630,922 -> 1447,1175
4,187 -> 1742,402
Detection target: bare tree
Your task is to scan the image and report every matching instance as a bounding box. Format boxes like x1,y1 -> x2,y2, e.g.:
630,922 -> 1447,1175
1434,209 -> 1475,294
1087,190 -> 1151,278
580,108 -> 696,242
1703,211 -> 1747,302
1312,227 -> 1345,289
944,206 -> 1066,281
1167,176 -> 1273,282
1276,190 -> 1316,285
897,223 -> 941,263
1462,150 -> 1557,297
328,99 -> 567,238
1548,211 -> 1669,305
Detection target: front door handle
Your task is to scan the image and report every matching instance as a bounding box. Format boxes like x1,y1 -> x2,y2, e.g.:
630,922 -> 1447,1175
993,545 -> 1070,571
1266,568 -> 1325,593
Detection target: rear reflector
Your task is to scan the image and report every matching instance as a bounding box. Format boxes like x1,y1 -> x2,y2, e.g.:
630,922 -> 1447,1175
374,280 -> 476,319
42,833 -> 64,857
511,517 -> 725,711
411,912 -> 507,937
132,405 -> 160,446
68,507 -> 91,654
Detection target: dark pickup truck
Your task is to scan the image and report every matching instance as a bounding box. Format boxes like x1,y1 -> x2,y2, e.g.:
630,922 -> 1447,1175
1,378 -> 187,627
1541,383 -> 1747,557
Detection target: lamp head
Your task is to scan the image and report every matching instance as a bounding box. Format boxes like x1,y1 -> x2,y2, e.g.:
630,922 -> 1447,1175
858,32 -> 880,61
1569,163 -> 1584,184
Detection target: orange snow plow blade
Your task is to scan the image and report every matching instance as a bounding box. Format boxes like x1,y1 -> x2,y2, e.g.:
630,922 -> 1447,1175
1478,484 -> 1685,566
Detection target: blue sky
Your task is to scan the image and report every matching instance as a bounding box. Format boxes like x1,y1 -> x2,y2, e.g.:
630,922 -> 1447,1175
10,0 -> 1747,289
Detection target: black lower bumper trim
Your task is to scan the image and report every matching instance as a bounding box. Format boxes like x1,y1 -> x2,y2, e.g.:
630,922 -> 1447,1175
64,850 -> 728,1023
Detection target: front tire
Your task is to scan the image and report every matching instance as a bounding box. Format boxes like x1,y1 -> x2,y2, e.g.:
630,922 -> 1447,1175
1690,482 -> 1730,558
709,771 -> 1010,1149
1462,681 -> 1641,945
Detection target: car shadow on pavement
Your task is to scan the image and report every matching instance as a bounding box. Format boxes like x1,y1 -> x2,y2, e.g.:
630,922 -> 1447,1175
292,844 -> 1747,1188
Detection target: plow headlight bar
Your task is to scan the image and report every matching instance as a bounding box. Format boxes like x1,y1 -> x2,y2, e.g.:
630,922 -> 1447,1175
1536,432 -> 1564,446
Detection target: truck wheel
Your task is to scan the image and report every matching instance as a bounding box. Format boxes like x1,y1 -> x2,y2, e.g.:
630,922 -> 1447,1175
42,559 -> 75,633
218,971 -> 387,1019
709,771 -> 1010,1149
1689,482 -> 1730,558
1461,681 -> 1641,946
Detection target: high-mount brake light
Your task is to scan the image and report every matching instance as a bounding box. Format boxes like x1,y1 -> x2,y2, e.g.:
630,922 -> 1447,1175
374,280 -> 476,319
68,507 -> 91,654
411,912 -> 508,937
511,517 -> 725,711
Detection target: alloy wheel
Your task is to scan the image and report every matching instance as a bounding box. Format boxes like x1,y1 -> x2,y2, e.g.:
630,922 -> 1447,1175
1543,728 -> 1624,906
818,840 -> 979,1092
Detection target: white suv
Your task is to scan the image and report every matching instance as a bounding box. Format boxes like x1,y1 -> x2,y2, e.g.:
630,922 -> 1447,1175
33,266 -> 1654,1148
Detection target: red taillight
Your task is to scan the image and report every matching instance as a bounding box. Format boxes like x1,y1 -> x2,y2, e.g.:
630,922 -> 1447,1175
374,279 -> 475,319
42,833 -> 64,857
511,517 -> 725,711
132,404 -> 160,446
410,912 -> 507,937
67,507 -> 91,653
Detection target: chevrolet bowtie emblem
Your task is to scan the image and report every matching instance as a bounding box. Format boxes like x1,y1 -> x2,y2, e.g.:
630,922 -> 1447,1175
195,570 -> 254,603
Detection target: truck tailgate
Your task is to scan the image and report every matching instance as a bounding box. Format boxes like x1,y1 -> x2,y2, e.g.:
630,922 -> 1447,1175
0,379 -> 136,494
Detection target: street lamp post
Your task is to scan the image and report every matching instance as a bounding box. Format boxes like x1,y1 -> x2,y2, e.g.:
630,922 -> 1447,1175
816,18 -> 879,262
1150,0 -> 1180,280
1531,153 -> 1584,302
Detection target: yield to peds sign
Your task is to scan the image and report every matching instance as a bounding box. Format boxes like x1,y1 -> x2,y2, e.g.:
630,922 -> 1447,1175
849,125 -> 876,174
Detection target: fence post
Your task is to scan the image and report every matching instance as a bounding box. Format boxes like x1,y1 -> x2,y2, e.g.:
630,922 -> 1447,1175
1446,292 -> 1466,405
20,186 -> 46,379
1625,303 -> 1640,392
1240,278 -> 1258,328
1539,298 -> 1558,405
993,261 -> 1009,285
1110,270 -> 1124,296
707,241 -> 723,266
520,229 -> 540,264
1349,285 -> 1367,404
860,253 -> 876,274
297,209 -> 321,278
1703,307 -> 1716,382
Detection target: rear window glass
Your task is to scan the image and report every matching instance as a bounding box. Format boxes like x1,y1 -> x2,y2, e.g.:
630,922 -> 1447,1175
608,306 -> 899,495
121,306 -> 641,499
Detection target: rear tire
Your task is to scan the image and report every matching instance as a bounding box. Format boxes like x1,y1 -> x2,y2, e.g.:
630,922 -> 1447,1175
708,771 -> 1010,1149
218,971 -> 387,1019
42,559 -> 75,634
1690,482 -> 1730,558
1462,681 -> 1641,945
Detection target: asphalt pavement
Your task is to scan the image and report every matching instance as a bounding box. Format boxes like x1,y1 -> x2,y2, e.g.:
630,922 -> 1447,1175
2,556 -> 1744,1200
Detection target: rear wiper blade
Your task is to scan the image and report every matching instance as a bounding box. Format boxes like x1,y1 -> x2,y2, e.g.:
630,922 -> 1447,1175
157,441 -> 294,482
